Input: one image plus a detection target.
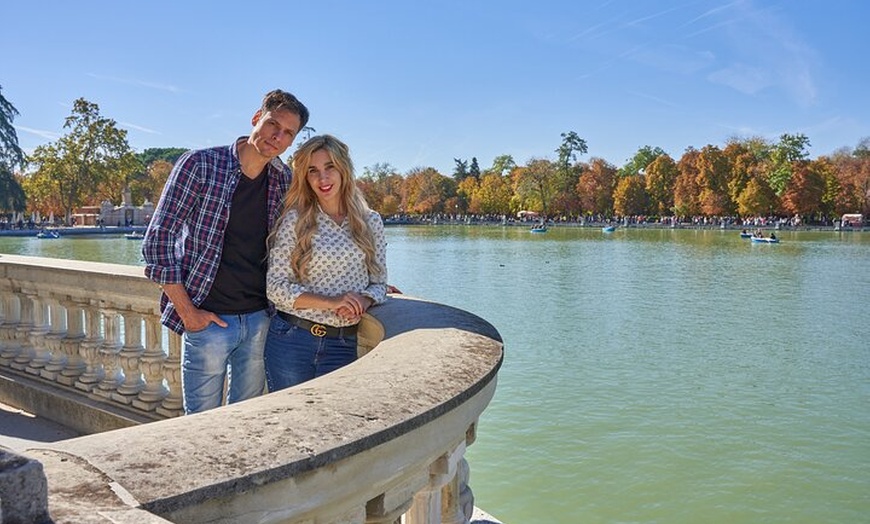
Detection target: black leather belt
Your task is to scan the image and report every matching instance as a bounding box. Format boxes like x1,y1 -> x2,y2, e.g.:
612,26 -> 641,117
277,311 -> 358,338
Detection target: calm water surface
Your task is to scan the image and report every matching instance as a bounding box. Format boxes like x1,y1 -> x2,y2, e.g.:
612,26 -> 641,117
2,227 -> 868,523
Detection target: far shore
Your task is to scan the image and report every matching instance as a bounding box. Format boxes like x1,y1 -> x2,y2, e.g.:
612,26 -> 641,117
0,219 -> 864,238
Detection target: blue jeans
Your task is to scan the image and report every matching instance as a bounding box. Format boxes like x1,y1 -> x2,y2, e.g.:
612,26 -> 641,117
181,310 -> 269,414
264,314 -> 358,392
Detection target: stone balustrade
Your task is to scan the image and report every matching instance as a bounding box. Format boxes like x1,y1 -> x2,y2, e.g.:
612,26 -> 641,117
0,255 -> 504,524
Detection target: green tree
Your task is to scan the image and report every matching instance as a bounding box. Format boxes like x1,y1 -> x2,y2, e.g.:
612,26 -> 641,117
487,154 -> 516,177
556,131 -> 587,175
0,166 -> 27,213
137,147 -> 186,168
469,157 -> 481,179
618,145 -> 666,178
452,158 -> 469,181
853,137 -> 870,159
0,85 -> 26,171
768,133 -> 811,196
0,86 -> 27,213
26,98 -> 137,223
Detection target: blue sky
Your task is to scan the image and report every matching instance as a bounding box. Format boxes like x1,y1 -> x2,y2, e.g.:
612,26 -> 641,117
3,1 -> 868,176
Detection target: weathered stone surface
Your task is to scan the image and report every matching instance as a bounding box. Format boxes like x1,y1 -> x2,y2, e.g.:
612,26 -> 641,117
0,449 -> 50,524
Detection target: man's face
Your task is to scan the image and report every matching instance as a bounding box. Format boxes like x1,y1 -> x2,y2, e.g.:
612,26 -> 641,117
249,108 -> 302,159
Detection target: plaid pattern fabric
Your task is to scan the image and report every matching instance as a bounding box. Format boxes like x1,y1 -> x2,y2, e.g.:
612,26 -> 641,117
143,138 -> 291,334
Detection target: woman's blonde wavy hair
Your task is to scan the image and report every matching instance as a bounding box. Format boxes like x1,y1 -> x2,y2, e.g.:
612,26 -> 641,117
269,134 -> 381,282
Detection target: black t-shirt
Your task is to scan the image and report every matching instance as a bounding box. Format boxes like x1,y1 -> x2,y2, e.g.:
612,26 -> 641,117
200,171 -> 270,314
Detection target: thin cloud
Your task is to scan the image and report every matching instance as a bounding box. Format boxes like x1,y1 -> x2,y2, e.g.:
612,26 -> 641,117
707,63 -> 771,94
710,1 -> 818,106
626,90 -> 681,109
684,1 -> 743,27
15,126 -> 61,141
87,73 -> 181,93
120,122 -> 159,134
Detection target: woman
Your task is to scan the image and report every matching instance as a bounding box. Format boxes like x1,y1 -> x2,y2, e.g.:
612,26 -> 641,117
264,134 -> 387,391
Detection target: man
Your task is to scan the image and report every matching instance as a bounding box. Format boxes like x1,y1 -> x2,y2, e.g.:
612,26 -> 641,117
143,89 -> 309,414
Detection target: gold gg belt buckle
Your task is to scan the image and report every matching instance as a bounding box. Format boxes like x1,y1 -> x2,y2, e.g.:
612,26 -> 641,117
309,323 -> 328,337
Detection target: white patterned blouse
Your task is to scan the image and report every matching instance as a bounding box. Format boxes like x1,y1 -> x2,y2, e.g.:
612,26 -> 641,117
266,208 -> 388,327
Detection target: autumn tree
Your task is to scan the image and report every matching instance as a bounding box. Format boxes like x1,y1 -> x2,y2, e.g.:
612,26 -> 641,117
736,177 -> 777,217
673,148 -> 702,217
472,173 -> 512,214
576,157 -> 617,217
511,158 -> 557,216
613,175 -> 648,216
644,154 -> 677,216
402,167 -> 455,214
456,176 -> 478,213
360,162 -> 403,215
723,139 -> 763,209
780,160 -> 825,218
695,145 -> 733,216
26,98 -> 138,223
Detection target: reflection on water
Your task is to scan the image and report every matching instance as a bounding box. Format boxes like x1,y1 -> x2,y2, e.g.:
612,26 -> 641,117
2,227 -> 869,523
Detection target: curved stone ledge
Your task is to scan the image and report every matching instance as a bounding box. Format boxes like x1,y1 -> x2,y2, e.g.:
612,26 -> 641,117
0,255 -> 503,523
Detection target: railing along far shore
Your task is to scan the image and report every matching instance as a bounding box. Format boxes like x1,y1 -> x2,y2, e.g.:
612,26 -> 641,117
0,254 -> 504,524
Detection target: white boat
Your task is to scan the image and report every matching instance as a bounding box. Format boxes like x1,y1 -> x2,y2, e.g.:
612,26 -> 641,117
124,232 -> 145,240
750,235 -> 779,244
529,225 -> 548,233
602,225 -> 617,233
36,230 -> 61,239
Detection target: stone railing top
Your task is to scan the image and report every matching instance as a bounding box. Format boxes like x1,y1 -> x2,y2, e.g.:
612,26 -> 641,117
8,265 -> 504,522
0,254 -> 160,313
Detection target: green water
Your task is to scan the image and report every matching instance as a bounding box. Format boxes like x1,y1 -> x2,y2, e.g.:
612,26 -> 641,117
3,227 -> 869,523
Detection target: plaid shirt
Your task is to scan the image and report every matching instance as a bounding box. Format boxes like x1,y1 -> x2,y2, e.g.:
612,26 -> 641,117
142,138 -> 291,334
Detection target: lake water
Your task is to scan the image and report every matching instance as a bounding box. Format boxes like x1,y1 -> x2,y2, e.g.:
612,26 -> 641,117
2,227 -> 869,523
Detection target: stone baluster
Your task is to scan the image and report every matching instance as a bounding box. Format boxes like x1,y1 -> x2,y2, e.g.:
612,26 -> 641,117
41,300 -> 68,381
157,330 -> 183,417
365,472 -> 426,524
0,295 -> 22,365
95,310 -> 124,398
133,314 -> 169,412
440,439 -> 469,524
57,302 -> 86,386
24,293 -> 52,375
75,303 -> 105,392
405,440 -> 466,524
455,423 -> 477,522
10,292 -> 35,371
111,312 -> 145,404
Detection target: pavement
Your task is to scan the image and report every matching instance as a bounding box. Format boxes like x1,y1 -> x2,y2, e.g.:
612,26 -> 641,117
0,401 -> 80,452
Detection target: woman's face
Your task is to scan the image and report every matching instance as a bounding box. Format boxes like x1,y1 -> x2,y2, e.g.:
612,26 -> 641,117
306,149 -> 343,209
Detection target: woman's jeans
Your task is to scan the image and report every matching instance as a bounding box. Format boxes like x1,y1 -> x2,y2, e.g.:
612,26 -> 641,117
264,314 -> 358,392
181,309 -> 269,414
